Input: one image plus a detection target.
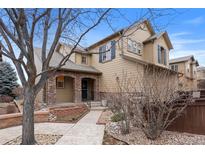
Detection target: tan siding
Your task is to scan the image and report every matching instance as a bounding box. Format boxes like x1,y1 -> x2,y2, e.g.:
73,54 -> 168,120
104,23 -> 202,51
153,35 -> 170,68
75,53 -> 92,66
90,37 -> 144,92
56,77 -> 74,102
171,60 -> 198,91
122,23 -> 151,61
143,42 -> 154,63
75,53 -> 81,64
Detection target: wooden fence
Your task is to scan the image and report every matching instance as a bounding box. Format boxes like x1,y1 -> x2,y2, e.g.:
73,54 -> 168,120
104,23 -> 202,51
167,99 -> 205,135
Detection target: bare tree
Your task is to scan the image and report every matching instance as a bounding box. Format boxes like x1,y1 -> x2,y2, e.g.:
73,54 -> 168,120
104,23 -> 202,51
108,65 -> 193,140
0,8 -> 111,144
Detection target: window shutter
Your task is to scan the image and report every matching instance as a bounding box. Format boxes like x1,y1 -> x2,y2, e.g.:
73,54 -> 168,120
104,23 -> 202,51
175,65 -> 178,72
158,45 -> 161,64
111,40 -> 116,60
164,49 -> 167,65
99,46 -> 103,63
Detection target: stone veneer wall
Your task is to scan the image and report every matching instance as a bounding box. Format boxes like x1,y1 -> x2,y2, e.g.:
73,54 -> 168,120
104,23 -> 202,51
45,70 -> 100,105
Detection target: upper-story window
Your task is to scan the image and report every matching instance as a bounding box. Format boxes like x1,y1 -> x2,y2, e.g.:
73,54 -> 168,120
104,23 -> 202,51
99,40 -> 116,63
127,39 -> 142,55
171,65 -> 178,72
81,55 -> 87,64
158,45 -> 167,65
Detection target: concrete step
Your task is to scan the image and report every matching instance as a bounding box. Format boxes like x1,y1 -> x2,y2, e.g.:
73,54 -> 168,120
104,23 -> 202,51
90,106 -> 108,111
90,101 -> 102,107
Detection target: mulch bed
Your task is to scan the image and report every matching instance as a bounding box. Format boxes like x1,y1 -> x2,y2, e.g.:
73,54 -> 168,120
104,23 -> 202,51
96,110 -> 113,125
4,134 -> 63,145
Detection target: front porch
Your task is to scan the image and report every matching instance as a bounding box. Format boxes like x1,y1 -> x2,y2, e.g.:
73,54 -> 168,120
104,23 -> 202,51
45,70 -> 100,105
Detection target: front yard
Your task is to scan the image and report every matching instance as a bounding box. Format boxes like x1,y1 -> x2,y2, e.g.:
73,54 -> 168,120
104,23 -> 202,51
99,110 -> 205,145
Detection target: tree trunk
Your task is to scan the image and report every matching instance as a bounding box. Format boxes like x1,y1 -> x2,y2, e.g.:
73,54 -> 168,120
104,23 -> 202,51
21,86 -> 36,145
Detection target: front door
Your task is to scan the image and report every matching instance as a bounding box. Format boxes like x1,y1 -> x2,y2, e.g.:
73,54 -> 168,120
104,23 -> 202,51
82,79 -> 88,101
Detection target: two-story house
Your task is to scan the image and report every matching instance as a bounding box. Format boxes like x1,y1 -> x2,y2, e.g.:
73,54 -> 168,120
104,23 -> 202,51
197,67 -> 205,90
34,19 -> 175,105
170,55 -> 199,91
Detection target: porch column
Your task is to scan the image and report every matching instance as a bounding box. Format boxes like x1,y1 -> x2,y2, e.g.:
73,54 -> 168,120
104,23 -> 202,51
46,76 -> 57,105
94,77 -> 100,101
74,75 -> 82,103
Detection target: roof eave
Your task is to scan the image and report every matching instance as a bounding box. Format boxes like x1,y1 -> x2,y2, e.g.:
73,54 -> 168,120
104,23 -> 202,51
54,67 -> 102,75
87,29 -> 124,50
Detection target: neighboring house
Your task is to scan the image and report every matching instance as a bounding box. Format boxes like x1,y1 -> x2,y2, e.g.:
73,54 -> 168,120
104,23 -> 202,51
170,55 -> 199,91
34,19 -> 175,105
197,67 -> 205,90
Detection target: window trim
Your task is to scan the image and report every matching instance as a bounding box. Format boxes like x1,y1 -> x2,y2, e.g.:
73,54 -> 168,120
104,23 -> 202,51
56,77 -> 65,89
171,64 -> 178,72
127,38 -> 142,55
158,45 -> 167,66
81,55 -> 87,65
101,44 -> 112,63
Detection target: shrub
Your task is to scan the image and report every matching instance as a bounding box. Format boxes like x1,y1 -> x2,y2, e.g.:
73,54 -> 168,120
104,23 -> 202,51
0,62 -> 18,99
111,113 -> 125,122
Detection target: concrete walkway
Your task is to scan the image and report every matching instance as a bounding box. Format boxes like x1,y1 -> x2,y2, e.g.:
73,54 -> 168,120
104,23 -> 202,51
56,111 -> 105,145
0,111 -> 105,145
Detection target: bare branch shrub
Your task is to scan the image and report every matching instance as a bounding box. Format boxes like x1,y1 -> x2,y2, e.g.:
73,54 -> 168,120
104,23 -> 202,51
107,65 -> 193,140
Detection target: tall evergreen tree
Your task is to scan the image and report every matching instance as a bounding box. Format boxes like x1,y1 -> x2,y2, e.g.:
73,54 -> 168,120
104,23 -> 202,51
0,62 -> 18,97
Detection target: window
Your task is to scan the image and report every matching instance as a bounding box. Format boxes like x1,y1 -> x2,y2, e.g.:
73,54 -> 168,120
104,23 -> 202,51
99,40 -> 115,63
171,65 -> 178,72
56,76 -> 64,88
127,39 -> 142,54
81,55 -> 87,64
158,45 -> 167,65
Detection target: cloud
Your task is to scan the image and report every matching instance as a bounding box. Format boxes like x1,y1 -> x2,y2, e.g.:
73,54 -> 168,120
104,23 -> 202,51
170,32 -> 191,37
173,38 -> 205,45
184,16 -> 204,25
170,33 -> 205,50
170,32 -> 205,66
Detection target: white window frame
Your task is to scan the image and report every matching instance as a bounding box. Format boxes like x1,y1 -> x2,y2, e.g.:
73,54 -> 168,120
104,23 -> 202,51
81,55 -> 87,64
158,45 -> 167,65
127,38 -> 142,55
171,64 -> 178,72
56,77 -> 65,89
102,42 -> 112,62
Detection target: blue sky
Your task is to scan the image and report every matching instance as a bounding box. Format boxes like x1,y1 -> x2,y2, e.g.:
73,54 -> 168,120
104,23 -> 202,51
84,9 -> 205,66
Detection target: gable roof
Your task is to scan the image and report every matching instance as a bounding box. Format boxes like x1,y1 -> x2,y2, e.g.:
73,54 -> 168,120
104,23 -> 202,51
56,42 -> 91,55
197,66 -> 205,71
34,47 -> 101,74
143,31 -> 173,50
170,55 -> 199,66
87,19 -> 155,50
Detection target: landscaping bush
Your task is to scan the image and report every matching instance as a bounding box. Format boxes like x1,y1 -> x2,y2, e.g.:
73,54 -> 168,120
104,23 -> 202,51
0,62 -> 18,100
0,95 -> 14,103
111,113 -> 125,122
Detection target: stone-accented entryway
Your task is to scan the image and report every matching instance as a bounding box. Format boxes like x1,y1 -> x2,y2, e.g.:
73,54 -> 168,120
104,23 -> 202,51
44,70 -> 100,105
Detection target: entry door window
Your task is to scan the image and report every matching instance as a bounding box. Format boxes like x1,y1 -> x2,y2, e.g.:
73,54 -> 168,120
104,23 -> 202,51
82,79 -> 88,100
56,76 -> 65,89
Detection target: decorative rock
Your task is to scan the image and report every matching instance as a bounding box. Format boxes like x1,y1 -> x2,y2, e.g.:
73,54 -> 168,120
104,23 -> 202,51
105,122 -> 205,145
